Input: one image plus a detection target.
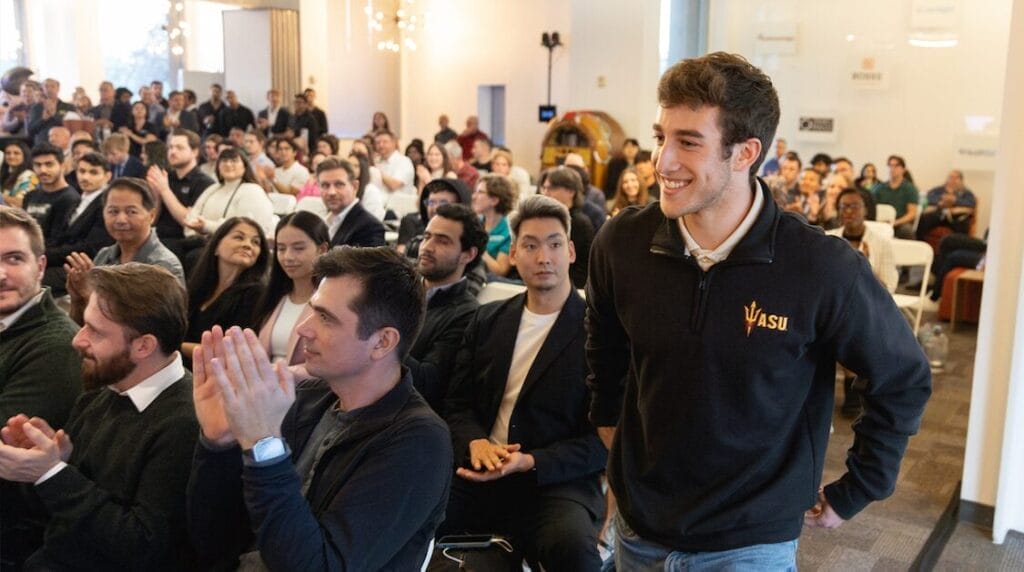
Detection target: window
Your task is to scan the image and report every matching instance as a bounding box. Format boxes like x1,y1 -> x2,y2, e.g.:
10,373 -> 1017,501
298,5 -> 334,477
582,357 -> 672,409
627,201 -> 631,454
99,0 -> 170,89
0,0 -> 25,70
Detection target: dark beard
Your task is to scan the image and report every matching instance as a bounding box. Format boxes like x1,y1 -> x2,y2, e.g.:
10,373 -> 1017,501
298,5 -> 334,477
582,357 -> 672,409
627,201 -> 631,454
417,257 -> 460,282
80,348 -> 136,391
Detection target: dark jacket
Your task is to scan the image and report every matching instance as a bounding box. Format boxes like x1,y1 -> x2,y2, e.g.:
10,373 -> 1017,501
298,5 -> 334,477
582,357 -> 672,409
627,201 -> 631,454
112,155 -> 146,179
568,209 -> 594,289
444,290 -> 606,515
586,181 -> 932,551
45,190 -> 114,266
258,106 -> 292,136
216,105 -> 255,136
330,201 -> 386,248
405,279 -> 478,411
155,109 -> 200,137
187,372 -> 452,571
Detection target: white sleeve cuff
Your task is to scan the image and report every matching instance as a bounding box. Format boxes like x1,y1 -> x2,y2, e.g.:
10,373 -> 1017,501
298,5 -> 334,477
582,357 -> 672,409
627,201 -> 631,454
35,461 -> 68,485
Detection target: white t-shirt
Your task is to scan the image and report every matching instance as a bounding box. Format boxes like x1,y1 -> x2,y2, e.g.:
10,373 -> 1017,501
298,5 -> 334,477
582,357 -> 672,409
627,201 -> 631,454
361,182 -> 387,221
489,306 -> 561,445
274,161 -> 310,193
376,151 -> 415,195
270,296 -> 306,362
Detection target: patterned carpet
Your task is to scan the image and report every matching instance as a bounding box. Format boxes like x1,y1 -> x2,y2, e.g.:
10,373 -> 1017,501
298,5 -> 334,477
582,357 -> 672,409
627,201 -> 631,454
935,524 -> 1024,570
797,310 -> 977,571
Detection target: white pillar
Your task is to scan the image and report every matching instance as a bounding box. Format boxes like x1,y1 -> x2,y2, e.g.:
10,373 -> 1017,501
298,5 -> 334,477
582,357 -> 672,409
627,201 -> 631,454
960,0 -> 1024,543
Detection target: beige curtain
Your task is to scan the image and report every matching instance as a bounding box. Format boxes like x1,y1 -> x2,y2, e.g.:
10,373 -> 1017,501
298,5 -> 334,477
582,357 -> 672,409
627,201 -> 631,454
270,9 -> 301,101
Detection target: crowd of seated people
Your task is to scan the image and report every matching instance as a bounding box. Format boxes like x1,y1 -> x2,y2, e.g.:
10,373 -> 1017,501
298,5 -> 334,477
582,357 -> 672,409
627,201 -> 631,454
0,71 -> 978,570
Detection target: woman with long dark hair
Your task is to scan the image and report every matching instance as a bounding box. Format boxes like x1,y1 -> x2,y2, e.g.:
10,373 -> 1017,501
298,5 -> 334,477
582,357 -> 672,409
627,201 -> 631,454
182,216 -> 269,363
347,151 -> 386,221
1,140 -> 37,208
608,166 -> 651,216
120,101 -> 158,157
254,212 -> 330,364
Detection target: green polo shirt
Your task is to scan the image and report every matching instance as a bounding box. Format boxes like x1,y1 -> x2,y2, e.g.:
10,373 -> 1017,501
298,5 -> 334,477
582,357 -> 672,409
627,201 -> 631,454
874,179 -> 919,218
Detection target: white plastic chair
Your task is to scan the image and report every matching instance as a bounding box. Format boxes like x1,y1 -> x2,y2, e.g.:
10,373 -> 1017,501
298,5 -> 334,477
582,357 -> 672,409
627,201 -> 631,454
891,239 -> 934,335
295,196 -> 328,219
268,192 -> 297,215
864,220 -> 894,239
875,204 -> 897,224
386,192 -> 420,219
477,281 -> 526,304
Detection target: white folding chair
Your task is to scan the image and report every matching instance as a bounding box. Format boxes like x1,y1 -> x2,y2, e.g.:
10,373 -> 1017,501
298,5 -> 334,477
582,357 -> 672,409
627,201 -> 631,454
875,204 -> 897,224
386,192 -> 420,219
268,192 -> 297,215
891,239 -> 933,335
865,220 -> 894,239
295,196 -> 328,219
477,281 -> 526,304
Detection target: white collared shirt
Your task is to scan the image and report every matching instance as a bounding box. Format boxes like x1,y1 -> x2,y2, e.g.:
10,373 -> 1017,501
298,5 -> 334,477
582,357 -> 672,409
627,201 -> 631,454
36,352 -> 186,485
327,199 -> 359,241
68,189 -> 104,225
0,289 -> 44,332
678,185 -> 764,272
376,151 -> 416,195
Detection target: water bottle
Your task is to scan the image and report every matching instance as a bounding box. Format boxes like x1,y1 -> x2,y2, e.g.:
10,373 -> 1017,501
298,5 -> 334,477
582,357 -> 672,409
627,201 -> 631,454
925,324 -> 949,372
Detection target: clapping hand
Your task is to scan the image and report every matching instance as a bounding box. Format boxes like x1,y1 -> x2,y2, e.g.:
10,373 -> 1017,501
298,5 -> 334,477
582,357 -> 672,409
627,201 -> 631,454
457,439 -> 533,482
0,416 -> 72,483
64,252 -> 95,302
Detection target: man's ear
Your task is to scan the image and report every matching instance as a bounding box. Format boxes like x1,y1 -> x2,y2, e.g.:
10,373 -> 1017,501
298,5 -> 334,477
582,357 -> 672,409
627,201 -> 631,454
732,137 -> 763,174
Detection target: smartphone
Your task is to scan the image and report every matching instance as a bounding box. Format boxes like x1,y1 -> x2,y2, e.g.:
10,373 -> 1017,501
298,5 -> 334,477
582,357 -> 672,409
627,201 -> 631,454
436,535 -> 495,550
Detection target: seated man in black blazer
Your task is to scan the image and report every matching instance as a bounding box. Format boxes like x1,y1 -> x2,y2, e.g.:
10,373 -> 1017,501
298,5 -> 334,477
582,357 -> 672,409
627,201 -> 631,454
42,152 -> 114,295
102,133 -> 145,179
440,195 -> 607,571
406,203 -> 488,410
318,157 -> 386,248
256,89 -> 291,137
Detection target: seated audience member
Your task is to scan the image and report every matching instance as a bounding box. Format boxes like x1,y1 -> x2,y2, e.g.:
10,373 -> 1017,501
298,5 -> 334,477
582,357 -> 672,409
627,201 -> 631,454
257,89 -> 291,137
104,133 -> 146,178
415,142 -> 457,194
270,136 -> 310,196
785,168 -> 825,225
121,101 -> 158,157
350,138 -> 385,188
564,162 -> 608,233
243,130 -> 275,187
833,156 -> 856,184
470,136 -> 493,172
65,178 -> 185,324
930,231 -> 987,302
603,138 -> 640,199
0,263 -> 198,570
318,157 -> 386,248
180,217 -> 269,362
439,195 -> 606,571
445,139 -> 480,191
316,134 -> 340,157
399,178 -> 472,255
347,151 -> 387,221
810,152 -> 832,180
217,90 -> 255,135
472,175 -> 515,279
634,150 -> 660,199
253,212 -> 330,364
767,151 -> 800,207
297,151 -> 328,200
1,140 -> 38,208
27,93 -> 68,146
23,144 -> 80,242
198,134 -> 222,180
65,138 -> 99,188
162,148 -> 275,239
41,152 -> 114,295
760,137 -> 787,177
187,247 -> 452,570
0,207 -> 81,431
156,90 -> 200,136
608,166 -> 651,216
407,204 -> 487,410
287,93 -> 321,153
405,138 -> 425,170
917,169 -> 976,240
826,188 -> 899,416
875,155 -> 920,239
856,162 -> 880,192
539,166 -> 595,288
146,129 -> 217,258
456,115 -> 488,160
818,172 -> 849,230
491,147 -> 533,198
435,114 -> 457,144
47,126 -> 72,160
374,130 -> 416,195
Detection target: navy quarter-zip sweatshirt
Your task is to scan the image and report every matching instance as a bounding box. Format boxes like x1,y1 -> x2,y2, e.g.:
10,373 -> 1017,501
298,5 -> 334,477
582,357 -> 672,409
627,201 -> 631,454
586,180 -> 931,551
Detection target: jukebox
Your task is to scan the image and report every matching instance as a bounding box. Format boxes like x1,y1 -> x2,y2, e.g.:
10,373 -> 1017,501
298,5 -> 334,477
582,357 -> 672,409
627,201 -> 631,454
539,111 -> 625,190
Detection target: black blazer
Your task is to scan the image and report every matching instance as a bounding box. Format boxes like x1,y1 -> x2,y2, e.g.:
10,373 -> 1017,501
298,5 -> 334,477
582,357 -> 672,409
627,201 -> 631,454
405,279 -> 479,411
329,202 -> 386,249
112,155 -> 146,179
443,290 -> 606,512
45,190 -> 114,266
257,107 -> 292,135
155,110 -> 200,137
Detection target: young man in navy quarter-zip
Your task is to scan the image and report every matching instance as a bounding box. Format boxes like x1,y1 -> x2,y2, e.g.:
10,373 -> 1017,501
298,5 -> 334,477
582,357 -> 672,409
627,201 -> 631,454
586,52 -> 931,570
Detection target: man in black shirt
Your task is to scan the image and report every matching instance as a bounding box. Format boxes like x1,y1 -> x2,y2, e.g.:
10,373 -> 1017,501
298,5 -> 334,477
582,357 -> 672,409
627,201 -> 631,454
196,83 -> 225,136
288,93 -> 321,153
0,263 -> 197,570
217,90 -> 255,136
303,87 -> 329,135
146,128 -> 216,259
22,144 -> 80,243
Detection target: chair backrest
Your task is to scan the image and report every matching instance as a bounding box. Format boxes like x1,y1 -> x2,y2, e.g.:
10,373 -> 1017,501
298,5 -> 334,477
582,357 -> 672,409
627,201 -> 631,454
268,192 -> 297,215
875,203 -> 897,224
386,192 -> 419,219
295,196 -> 328,219
891,238 -> 933,269
477,281 -> 526,304
865,220 -> 894,239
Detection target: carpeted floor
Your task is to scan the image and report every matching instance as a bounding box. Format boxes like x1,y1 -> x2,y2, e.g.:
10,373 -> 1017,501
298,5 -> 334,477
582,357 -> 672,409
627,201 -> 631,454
796,309 -> 977,570
934,523 -> 1024,570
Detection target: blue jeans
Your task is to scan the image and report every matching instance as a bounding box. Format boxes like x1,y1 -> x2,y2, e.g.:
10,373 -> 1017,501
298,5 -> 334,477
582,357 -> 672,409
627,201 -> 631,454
614,515 -> 798,571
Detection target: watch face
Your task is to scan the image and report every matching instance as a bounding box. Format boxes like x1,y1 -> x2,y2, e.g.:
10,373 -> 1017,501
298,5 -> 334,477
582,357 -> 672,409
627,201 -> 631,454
253,437 -> 286,462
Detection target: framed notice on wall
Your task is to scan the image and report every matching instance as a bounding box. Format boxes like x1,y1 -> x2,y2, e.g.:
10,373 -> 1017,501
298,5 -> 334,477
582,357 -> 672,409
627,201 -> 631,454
795,113 -> 838,144
755,23 -> 798,56
850,54 -> 889,90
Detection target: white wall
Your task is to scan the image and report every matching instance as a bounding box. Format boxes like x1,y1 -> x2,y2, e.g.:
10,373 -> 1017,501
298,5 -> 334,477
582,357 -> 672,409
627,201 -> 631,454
707,0 -> 1013,237
224,10 -> 273,111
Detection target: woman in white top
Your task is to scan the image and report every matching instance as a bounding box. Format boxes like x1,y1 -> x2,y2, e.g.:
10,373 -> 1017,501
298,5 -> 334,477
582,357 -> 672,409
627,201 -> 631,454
159,147 -> 275,238
348,151 -> 387,221
351,138 -> 384,189
254,211 -> 330,365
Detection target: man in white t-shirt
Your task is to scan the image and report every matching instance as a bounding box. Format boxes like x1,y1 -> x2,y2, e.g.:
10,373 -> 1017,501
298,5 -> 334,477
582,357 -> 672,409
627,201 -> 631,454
439,195 -> 606,571
270,137 -> 309,196
373,130 -> 415,195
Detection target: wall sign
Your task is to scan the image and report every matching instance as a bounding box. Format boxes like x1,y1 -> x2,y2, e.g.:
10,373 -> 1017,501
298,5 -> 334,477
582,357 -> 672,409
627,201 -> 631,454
850,55 -> 889,89
755,23 -> 798,56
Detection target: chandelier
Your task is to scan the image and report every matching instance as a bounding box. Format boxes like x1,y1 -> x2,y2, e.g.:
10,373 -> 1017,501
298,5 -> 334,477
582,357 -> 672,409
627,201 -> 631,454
364,0 -> 428,53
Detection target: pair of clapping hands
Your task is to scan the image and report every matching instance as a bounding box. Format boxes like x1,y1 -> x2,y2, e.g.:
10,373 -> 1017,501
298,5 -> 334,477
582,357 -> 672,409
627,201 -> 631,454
0,415 -> 71,483
459,439 -> 535,483
193,326 -> 295,450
